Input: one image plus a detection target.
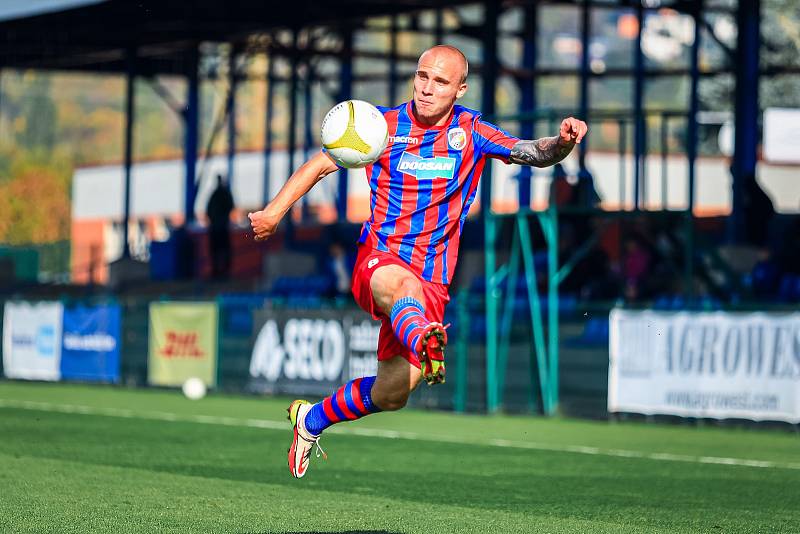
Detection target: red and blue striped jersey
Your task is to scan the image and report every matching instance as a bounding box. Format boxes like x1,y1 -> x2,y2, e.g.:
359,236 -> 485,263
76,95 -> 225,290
358,101 -> 519,286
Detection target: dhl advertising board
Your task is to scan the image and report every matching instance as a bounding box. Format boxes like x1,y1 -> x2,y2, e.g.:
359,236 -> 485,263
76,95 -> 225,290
148,302 -> 218,387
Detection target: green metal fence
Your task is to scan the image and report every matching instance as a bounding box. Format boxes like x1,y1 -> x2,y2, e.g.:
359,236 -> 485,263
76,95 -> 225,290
0,241 -> 71,283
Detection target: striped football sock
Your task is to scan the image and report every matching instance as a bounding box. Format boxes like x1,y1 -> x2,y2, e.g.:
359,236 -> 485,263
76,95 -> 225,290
303,376 -> 381,436
390,296 -> 428,357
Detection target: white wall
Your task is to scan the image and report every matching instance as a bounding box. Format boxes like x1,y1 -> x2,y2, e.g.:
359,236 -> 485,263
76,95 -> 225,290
72,149 -> 800,221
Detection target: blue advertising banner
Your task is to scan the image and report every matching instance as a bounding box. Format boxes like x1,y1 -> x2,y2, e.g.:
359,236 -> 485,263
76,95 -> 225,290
60,304 -> 121,382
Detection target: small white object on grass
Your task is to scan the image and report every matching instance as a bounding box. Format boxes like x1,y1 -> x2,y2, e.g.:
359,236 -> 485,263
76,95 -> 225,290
182,377 -> 207,400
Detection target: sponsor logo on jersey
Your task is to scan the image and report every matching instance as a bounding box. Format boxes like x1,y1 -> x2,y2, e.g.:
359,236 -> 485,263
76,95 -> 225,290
367,258 -> 379,269
447,127 -> 467,150
389,135 -> 419,145
397,152 -> 456,180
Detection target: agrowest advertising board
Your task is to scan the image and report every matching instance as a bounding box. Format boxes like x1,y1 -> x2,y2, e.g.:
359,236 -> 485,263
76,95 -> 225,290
609,309 -> 800,423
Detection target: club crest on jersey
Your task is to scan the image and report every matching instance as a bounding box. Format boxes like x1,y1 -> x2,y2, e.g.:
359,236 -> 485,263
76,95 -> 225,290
397,152 -> 456,180
447,127 -> 467,150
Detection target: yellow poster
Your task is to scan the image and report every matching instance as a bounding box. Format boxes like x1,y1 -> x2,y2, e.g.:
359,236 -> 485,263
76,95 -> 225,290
148,302 -> 218,387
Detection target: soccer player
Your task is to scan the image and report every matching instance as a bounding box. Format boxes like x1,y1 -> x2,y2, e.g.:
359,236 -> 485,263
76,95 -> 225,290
248,45 -> 588,478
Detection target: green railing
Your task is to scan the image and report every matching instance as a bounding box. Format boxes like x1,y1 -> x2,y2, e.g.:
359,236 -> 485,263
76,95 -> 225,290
0,241 -> 71,283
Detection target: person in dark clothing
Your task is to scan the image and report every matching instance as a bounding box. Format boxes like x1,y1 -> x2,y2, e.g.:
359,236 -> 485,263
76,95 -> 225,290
741,172 -> 775,248
206,174 -> 235,279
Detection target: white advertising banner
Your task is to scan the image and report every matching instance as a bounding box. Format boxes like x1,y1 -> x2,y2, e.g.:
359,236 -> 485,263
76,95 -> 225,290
763,107 -> 800,164
2,301 -> 64,381
609,309 -> 800,423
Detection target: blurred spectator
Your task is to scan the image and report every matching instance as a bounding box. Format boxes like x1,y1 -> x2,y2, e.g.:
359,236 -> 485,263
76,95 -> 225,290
777,216 -> 800,275
576,167 -> 601,209
622,234 -> 652,301
172,225 -> 195,280
741,172 -> 775,248
551,164 -> 594,251
562,245 -> 620,301
206,174 -> 234,280
327,242 -> 354,297
549,163 -> 576,207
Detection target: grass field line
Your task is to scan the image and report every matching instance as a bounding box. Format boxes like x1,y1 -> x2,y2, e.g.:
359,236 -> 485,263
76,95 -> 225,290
2,397 -> 799,472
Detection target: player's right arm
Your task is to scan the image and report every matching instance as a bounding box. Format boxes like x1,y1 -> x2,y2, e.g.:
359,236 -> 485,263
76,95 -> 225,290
248,151 -> 340,241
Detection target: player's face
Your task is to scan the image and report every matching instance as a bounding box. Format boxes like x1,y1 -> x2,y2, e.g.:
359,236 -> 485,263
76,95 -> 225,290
413,49 -> 468,126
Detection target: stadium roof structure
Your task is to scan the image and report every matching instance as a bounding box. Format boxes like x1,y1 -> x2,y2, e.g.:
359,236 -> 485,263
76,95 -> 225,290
0,0 -> 742,74
0,0 -> 466,74
0,0 -> 763,270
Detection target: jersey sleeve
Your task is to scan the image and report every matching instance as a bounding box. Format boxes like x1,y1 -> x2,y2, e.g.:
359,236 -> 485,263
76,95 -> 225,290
473,118 -> 520,163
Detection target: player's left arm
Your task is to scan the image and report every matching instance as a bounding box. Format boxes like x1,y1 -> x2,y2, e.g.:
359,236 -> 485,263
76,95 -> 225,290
508,117 -> 588,168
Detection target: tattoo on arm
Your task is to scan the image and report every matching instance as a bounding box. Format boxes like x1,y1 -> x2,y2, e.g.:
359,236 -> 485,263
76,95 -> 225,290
509,136 -> 575,168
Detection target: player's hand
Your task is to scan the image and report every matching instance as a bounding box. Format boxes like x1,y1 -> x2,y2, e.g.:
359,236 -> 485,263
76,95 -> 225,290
248,209 -> 281,241
559,117 -> 588,145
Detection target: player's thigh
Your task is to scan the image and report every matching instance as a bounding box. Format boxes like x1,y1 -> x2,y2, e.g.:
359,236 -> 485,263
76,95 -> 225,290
372,355 -> 422,409
370,264 -> 425,316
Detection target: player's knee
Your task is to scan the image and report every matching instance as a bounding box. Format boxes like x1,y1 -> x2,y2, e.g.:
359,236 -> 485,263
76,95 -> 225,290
372,384 -> 411,411
393,275 -> 424,304
377,390 -> 410,411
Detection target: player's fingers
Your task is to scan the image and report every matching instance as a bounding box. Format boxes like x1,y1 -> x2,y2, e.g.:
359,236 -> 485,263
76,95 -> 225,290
560,121 -> 572,141
568,119 -> 581,137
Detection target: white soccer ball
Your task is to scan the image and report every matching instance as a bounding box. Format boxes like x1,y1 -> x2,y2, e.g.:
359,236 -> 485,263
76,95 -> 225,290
321,100 -> 388,168
182,377 -> 207,400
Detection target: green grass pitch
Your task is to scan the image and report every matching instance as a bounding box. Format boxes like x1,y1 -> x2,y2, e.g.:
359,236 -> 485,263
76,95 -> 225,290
1,381 -> 798,533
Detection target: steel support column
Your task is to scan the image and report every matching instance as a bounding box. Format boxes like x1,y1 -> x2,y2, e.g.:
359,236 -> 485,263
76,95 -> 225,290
516,3 -> 536,209
122,47 -> 136,258
578,0 -> 590,168
263,52 -> 274,206
0,70 -> 4,143
388,16 -> 398,106
480,0 -> 499,217
481,0 -> 500,413
184,46 -> 199,225
303,61 -> 314,160
227,46 -> 237,188
337,25 -> 354,221
302,58 -> 314,220
633,3 -> 645,210
685,2 -> 702,297
434,2 -> 444,44
731,0 -> 760,243
287,30 -> 299,231
288,31 -> 299,180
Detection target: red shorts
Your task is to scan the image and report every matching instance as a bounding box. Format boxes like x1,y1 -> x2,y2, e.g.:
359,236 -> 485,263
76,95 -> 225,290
351,246 -> 450,368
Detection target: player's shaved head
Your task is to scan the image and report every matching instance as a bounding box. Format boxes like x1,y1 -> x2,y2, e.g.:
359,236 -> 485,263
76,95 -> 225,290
419,45 -> 469,83
412,44 -> 470,126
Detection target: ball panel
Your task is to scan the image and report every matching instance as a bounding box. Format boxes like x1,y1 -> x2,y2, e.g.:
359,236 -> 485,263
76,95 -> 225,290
320,100 -> 389,169
327,147 -> 370,169
320,102 -> 349,146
